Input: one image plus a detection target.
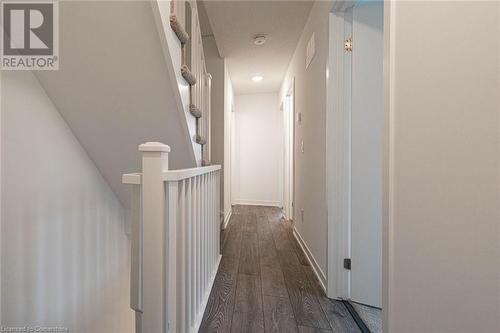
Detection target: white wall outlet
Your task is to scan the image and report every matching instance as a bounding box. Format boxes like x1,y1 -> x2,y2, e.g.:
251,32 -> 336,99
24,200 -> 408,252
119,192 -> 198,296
301,140 -> 304,153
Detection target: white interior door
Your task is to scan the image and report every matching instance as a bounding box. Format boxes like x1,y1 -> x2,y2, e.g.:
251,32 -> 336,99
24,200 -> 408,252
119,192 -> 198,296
349,1 -> 384,308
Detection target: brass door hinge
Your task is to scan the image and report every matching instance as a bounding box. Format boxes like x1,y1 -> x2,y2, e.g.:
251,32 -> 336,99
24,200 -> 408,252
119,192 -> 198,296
344,38 -> 353,52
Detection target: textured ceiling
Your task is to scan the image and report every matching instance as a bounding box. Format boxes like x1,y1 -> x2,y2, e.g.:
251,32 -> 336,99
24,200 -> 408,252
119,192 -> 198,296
201,0 -> 313,94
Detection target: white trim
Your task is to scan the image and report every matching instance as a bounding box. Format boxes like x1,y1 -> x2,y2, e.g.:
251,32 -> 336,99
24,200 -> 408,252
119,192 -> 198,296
326,8 -> 352,301
222,208 -> 232,230
122,165 -> 222,185
232,199 -> 281,207
164,165 -> 221,181
382,1 -> 396,330
191,255 -> 222,333
292,227 -> 327,293
326,1 -> 393,329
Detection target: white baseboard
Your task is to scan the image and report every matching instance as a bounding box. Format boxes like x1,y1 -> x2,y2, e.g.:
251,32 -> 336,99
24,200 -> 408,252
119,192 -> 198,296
192,255 -> 222,333
222,208 -> 232,230
232,199 -> 281,207
292,227 -> 327,293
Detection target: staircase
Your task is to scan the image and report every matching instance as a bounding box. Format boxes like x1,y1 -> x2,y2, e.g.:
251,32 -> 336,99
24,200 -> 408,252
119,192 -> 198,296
32,2 -> 219,331
34,0 -> 212,208
154,0 -> 213,167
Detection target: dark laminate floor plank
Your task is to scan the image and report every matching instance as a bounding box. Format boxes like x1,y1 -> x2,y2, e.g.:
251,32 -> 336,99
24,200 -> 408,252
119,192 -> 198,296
230,274 -> 265,333
260,255 -> 288,298
239,231 -> 260,275
222,217 -> 243,258
220,219 -> 233,251
298,325 -> 333,333
283,220 -> 311,266
241,213 -> 258,233
258,226 -> 279,262
263,295 -> 299,333
256,215 -> 270,236
303,267 -> 361,333
257,216 -> 288,297
278,249 -> 331,330
199,256 -> 239,333
273,222 -> 295,252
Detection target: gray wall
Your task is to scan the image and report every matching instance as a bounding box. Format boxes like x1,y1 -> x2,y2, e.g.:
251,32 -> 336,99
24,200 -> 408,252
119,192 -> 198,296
280,0 -> 333,275
203,35 -> 225,215
1,71 -> 134,332
283,2 -> 500,331
385,2 -> 500,331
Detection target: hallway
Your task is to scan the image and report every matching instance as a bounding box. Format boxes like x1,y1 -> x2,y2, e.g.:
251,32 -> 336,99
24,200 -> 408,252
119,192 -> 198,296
199,205 -> 361,332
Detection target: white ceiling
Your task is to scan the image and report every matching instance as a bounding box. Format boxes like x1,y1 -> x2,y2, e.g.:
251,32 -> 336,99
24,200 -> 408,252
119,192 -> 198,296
201,0 -> 313,94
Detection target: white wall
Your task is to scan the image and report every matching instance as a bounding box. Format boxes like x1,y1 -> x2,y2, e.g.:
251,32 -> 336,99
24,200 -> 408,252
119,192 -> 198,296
385,2 -> 500,331
232,93 -> 282,207
280,0 -> 333,277
1,71 -> 134,332
223,64 -> 234,224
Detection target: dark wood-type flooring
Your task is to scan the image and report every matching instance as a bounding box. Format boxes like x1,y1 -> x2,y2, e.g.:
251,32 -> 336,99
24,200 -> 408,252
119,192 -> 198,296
199,205 -> 362,333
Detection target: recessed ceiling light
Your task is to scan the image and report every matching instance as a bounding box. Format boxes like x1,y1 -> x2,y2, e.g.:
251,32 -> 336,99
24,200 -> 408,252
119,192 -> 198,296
253,34 -> 267,46
252,75 -> 264,82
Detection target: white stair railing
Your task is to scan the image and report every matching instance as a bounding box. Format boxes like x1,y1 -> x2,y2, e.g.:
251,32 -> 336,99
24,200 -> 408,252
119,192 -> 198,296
123,142 -> 221,333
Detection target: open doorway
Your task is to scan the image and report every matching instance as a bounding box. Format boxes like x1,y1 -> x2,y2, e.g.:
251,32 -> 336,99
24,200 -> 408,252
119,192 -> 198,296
327,1 -> 383,332
282,78 -> 295,221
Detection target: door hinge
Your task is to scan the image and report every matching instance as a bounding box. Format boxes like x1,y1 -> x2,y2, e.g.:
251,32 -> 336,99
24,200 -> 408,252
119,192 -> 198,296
344,258 -> 351,270
344,38 -> 353,52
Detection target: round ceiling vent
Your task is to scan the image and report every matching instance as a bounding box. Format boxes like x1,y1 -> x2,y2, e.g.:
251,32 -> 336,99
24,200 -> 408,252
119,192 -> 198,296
253,34 -> 267,46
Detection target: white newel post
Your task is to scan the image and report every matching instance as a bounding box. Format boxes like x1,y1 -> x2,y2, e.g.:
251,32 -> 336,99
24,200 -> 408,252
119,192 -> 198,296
139,142 -> 173,333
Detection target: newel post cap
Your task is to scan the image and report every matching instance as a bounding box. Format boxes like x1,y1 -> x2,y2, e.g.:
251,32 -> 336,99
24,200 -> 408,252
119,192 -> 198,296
138,142 -> 171,152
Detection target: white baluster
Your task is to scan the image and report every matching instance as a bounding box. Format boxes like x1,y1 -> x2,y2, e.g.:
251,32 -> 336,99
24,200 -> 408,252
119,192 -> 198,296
167,182 -> 178,332
210,172 -> 214,274
196,175 -> 201,313
177,180 -> 186,331
204,173 -> 209,292
130,184 -> 142,332
185,178 -> 193,331
192,175 -> 196,317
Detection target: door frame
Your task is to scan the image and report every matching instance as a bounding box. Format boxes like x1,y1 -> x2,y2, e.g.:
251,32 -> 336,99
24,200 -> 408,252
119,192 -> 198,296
326,4 -> 352,302
326,0 -> 395,329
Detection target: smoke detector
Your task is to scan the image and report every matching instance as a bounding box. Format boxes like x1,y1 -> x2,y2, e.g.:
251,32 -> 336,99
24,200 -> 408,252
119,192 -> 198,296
253,34 -> 267,46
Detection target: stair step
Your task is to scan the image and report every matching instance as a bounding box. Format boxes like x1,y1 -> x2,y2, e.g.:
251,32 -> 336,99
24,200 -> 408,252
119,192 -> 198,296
181,65 -> 197,86
201,159 -> 211,166
169,15 -> 189,45
189,104 -> 202,118
195,135 -> 207,145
